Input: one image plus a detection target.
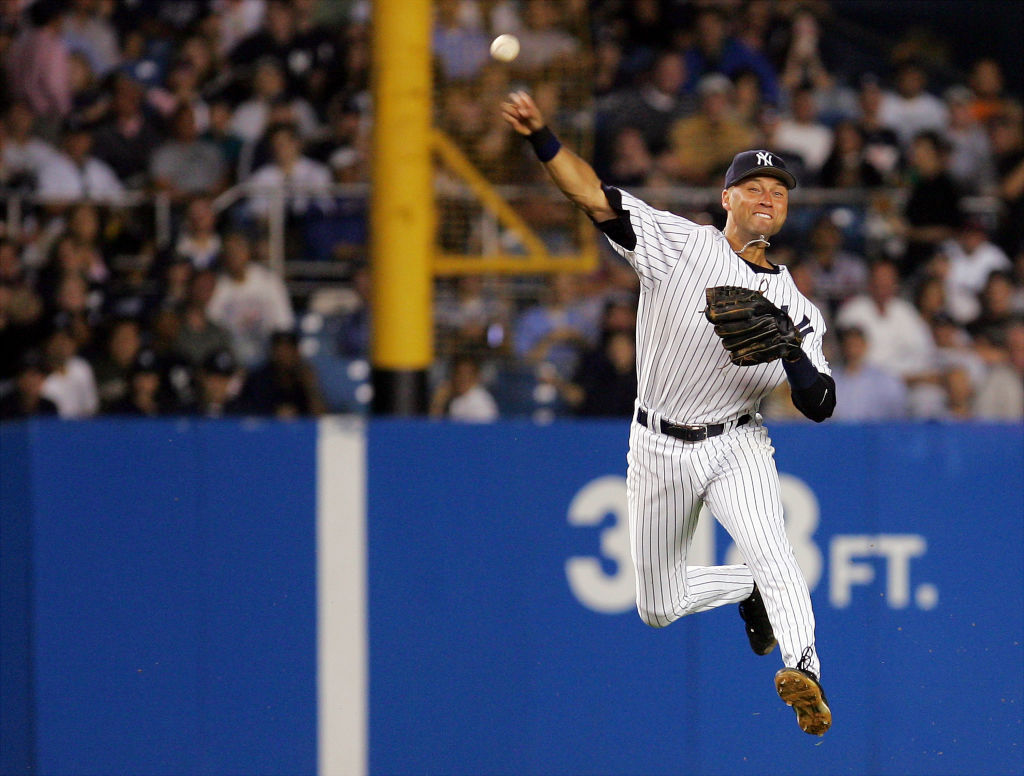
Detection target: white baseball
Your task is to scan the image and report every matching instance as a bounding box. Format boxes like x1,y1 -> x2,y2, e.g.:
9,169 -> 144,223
490,34 -> 520,63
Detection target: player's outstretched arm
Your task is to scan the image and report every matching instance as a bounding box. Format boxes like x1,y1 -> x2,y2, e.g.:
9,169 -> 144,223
501,91 -> 616,222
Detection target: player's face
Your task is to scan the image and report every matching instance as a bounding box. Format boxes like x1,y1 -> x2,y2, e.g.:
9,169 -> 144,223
723,176 -> 789,237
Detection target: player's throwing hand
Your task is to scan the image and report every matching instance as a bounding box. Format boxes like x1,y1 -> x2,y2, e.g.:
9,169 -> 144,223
500,91 -> 545,136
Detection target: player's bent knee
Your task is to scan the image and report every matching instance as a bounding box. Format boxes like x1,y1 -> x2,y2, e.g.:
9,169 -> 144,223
636,604 -> 678,629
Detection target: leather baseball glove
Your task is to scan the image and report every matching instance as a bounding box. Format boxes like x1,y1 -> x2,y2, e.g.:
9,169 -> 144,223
704,286 -> 803,366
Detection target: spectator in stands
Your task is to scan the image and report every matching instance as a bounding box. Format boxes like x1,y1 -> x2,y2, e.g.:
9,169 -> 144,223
90,71 -> 164,188
46,272 -> 102,355
914,273 -> 951,329
967,58 -> 1011,125
514,272 -> 600,379
774,84 -> 833,180
730,68 -> 767,128
969,270 -> 1021,341
432,0 -> 490,83
201,98 -> 246,181
512,0 -> 581,78
836,259 -> 938,403
559,329 -> 638,417
153,255 -> 192,312
307,95 -> 367,171
106,347 -> 165,417
751,105 -> 808,181
970,326 -> 1023,419
830,326 -> 908,421
36,121 -> 124,205
599,50 -> 692,159
61,0 -> 120,78
779,7 -> 825,95
898,131 -> 962,279
149,59 -> 211,134
290,0 -> 343,111
4,0 -> 71,130
780,9 -> 859,126
336,263 -> 370,358
2,101 -> 58,187
174,197 -> 222,271
229,0 -> 310,99
0,239 -> 21,288
879,61 -> 949,149
206,230 -> 295,368
66,51 -> 107,128
230,57 -> 320,144
989,110 -> 1024,256
802,215 -> 868,317
429,354 -> 499,423
214,0 -> 266,59
150,105 -> 229,202
0,350 -> 59,420
940,217 -> 1012,325
931,313 -> 986,387
92,317 -> 142,411
942,365 -> 976,419
660,74 -> 755,186
943,86 -> 996,195
40,320 -> 98,418
177,268 -> 236,370
186,347 -> 247,417
435,274 -> 512,361
606,127 -> 655,187
682,6 -> 780,106
855,75 -> 902,182
818,120 -> 885,189
0,286 -> 47,383
242,330 -> 326,418
245,122 -> 332,219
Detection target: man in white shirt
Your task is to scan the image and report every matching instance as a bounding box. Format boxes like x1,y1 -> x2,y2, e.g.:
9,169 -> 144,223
430,355 -> 499,422
775,86 -> 833,177
36,122 -> 125,205
245,122 -> 332,218
2,101 -> 58,183
836,259 -> 937,377
41,323 -> 99,418
206,231 -> 295,367
940,219 -> 1011,324
878,62 -> 949,149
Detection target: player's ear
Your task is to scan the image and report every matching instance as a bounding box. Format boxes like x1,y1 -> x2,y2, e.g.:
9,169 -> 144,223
721,188 -> 731,212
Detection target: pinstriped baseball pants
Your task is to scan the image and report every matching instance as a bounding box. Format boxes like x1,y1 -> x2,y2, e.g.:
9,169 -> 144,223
626,416 -> 820,677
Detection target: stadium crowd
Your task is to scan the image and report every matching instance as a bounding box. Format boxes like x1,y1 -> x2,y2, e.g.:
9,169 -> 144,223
1,0 -> 1022,422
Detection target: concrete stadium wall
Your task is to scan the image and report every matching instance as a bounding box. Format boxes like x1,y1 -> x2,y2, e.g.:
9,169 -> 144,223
1,418 -> 1022,776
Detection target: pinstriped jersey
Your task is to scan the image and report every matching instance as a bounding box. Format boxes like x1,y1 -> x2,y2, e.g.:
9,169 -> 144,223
604,187 -> 830,424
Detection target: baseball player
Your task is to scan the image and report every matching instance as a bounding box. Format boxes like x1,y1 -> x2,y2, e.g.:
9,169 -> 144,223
502,91 -> 836,736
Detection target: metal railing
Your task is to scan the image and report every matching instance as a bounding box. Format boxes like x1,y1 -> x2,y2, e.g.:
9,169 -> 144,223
2,184 -> 1003,278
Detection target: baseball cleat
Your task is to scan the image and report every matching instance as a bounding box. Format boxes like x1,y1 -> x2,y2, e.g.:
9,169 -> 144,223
738,584 -> 777,655
775,666 -> 831,736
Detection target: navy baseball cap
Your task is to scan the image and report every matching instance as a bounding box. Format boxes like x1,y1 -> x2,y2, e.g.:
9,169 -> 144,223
724,150 -> 798,190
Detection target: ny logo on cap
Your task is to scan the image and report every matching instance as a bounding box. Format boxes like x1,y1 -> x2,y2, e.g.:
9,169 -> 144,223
756,151 -> 774,166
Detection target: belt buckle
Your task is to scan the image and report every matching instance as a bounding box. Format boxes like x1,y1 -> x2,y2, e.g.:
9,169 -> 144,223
686,424 -> 708,441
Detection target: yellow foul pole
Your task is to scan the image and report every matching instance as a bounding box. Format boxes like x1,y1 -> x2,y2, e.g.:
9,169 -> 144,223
370,0 -> 434,414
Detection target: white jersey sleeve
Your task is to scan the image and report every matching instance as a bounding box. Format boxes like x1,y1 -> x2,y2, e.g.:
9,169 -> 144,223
598,186 -> 703,288
799,304 -> 831,376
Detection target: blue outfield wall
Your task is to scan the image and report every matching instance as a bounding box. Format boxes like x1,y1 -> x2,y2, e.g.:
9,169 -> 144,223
1,418 -> 1023,776
0,419 -> 320,776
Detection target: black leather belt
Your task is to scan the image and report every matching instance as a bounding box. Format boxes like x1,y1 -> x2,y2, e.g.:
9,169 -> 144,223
635,408 -> 751,442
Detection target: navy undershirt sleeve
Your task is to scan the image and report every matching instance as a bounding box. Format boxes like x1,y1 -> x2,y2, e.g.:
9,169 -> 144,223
784,352 -> 836,422
593,185 -> 637,250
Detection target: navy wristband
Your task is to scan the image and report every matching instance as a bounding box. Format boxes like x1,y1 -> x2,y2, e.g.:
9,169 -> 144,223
527,126 -> 561,162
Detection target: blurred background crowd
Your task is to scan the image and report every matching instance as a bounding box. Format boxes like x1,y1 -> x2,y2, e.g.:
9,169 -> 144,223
1,0 -> 1022,423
